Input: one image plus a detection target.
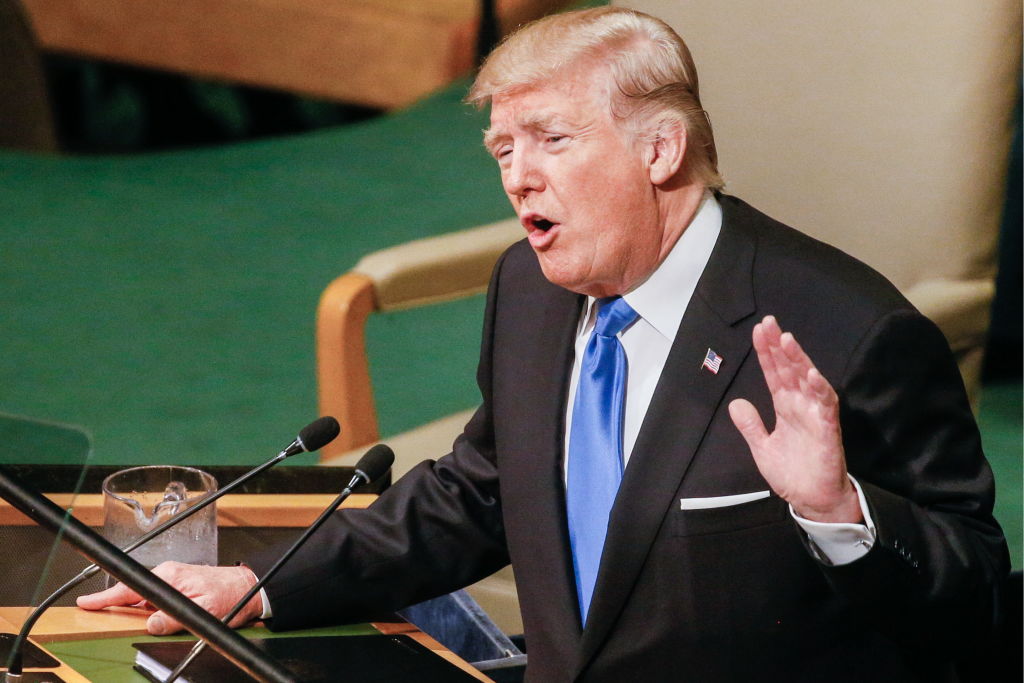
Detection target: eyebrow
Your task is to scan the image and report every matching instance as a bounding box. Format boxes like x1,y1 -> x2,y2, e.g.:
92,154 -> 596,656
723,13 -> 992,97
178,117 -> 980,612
483,112 -> 573,154
482,127 -> 507,154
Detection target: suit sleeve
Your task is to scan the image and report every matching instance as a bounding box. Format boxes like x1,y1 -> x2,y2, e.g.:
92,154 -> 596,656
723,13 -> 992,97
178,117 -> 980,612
823,308 -> 1009,651
251,251 -> 512,631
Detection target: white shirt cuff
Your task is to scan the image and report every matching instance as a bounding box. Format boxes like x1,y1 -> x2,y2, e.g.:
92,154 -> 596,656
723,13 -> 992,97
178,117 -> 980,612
260,587 -> 273,620
790,476 -> 876,566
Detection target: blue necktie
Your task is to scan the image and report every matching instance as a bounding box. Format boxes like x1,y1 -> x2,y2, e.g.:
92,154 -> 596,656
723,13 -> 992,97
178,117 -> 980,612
567,296 -> 639,626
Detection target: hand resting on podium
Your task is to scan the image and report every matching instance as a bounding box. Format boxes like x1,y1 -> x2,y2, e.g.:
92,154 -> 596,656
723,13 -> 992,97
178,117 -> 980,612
77,561 -> 262,635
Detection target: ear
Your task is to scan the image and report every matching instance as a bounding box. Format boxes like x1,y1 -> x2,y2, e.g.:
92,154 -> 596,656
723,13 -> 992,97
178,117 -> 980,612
647,119 -> 686,186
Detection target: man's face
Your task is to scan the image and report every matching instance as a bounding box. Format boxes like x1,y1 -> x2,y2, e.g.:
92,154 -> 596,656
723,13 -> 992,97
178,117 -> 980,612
485,66 -> 669,298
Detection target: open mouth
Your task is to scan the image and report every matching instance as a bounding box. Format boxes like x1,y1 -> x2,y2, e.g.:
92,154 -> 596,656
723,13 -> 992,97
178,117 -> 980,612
523,214 -> 560,250
523,213 -> 557,232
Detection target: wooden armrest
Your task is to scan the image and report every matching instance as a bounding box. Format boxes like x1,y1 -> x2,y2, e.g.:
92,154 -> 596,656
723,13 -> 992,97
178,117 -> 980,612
352,218 -> 521,310
317,219 -> 521,457
317,273 -> 378,454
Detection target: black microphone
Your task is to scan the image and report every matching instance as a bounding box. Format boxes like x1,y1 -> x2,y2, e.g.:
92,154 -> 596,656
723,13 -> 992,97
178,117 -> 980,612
164,444 -> 395,683
2,417 -> 339,681
350,443 -> 396,489
281,416 -> 342,458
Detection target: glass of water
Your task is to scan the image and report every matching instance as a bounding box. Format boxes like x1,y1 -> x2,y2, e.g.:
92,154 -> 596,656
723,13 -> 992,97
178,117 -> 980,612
101,465 -> 218,586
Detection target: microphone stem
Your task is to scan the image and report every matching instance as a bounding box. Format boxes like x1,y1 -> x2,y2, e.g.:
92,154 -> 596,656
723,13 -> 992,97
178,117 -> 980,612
118,451 -> 290,558
165,474 -> 363,683
5,450 -> 290,677
4,557 -> 80,676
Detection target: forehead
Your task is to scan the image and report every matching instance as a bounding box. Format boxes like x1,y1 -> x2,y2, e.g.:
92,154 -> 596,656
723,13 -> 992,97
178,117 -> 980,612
487,65 -> 615,134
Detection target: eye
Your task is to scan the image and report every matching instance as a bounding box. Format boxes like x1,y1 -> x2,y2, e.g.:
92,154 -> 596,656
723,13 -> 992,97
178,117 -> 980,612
494,145 -> 513,161
545,135 -> 566,144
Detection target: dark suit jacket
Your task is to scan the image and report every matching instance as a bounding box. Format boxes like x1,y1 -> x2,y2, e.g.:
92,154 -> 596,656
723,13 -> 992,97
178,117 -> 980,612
257,196 -> 1008,682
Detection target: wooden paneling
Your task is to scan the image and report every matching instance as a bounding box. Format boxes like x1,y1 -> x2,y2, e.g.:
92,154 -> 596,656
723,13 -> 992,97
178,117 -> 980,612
21,0 -> 571,109
0,492 -> 375,526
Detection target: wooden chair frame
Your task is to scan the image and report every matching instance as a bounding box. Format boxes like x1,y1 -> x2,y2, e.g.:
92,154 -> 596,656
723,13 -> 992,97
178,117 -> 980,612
316,219 -> 522,460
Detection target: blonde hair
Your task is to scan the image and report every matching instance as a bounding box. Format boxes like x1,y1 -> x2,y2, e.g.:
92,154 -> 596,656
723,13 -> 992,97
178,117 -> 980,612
468,6 -> 723,190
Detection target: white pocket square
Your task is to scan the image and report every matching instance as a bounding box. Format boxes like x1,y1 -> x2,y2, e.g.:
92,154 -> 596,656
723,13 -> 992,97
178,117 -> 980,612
679,490 -> 771,510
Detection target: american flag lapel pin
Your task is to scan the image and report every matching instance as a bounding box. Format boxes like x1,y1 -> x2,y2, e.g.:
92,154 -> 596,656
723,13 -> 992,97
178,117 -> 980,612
702,348 -> 723,374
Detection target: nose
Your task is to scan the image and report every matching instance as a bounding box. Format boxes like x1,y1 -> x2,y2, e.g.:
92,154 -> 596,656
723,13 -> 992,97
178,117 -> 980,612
502,149 -> 544,197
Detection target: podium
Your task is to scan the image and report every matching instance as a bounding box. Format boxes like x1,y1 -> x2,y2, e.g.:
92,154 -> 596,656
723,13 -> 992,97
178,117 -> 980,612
0,607 -> 492,681
0,412 -> 386,606
0,415 -> 491,680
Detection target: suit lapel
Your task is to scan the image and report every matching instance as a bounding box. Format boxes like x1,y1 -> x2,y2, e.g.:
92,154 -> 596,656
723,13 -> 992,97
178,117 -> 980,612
574,202 -> 759,672
503,270 -> 586,656
535,285 -> 587,637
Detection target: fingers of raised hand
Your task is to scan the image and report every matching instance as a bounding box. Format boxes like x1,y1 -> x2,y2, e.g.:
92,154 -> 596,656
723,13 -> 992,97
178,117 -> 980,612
751,318 -> 782,393
780,328 -> 831,398
728,398 -> 768,452
807,367 -> 838,410
753,316 -> 807,395
754,317 -> 813,392
770,333 -> 802,389
766,323 -> 817,393
754,316 -> 834,402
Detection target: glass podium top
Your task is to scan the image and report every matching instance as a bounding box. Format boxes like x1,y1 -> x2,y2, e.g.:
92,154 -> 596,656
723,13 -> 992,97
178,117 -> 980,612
0,413 -> 93,467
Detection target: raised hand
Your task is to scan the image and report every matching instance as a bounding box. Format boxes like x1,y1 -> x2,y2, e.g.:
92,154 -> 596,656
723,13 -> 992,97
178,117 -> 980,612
728,315 -> 862,524
76,562 -> 262,635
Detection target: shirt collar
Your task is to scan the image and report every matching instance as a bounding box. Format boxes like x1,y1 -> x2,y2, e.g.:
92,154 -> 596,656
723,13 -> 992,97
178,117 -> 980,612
579,191 -> 722,341
626,191 -> 721,341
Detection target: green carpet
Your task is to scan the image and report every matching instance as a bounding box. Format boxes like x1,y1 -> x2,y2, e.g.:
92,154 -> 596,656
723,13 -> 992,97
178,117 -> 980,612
1,80 -> 505,467
978,381 -> 1023,569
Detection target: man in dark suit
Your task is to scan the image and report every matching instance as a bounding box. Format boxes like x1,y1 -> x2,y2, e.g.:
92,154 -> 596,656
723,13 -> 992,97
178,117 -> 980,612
80,7 -> 1008,681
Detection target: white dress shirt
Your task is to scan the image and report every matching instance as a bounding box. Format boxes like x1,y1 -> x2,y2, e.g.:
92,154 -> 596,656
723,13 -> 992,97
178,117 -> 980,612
563,192 -> 875,565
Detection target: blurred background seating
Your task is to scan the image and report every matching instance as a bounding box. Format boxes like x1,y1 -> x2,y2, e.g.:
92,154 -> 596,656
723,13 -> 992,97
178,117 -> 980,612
21,0 -> 571,110
0,0 -> 57,151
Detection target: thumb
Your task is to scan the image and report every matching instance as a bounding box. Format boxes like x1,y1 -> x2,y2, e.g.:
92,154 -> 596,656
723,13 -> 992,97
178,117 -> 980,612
76,581 -> 143,611
728,398 -> 768,453
149,593 -> 223,635
146,610 -> 185,636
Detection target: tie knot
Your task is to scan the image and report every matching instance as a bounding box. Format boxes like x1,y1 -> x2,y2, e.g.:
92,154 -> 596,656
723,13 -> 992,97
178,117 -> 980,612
594,297 -> 639,338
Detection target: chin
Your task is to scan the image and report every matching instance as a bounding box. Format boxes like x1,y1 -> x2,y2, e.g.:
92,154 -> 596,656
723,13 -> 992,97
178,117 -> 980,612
536,251 -> 619,296
536,255 -> 583,293
538,266 -> 609,297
